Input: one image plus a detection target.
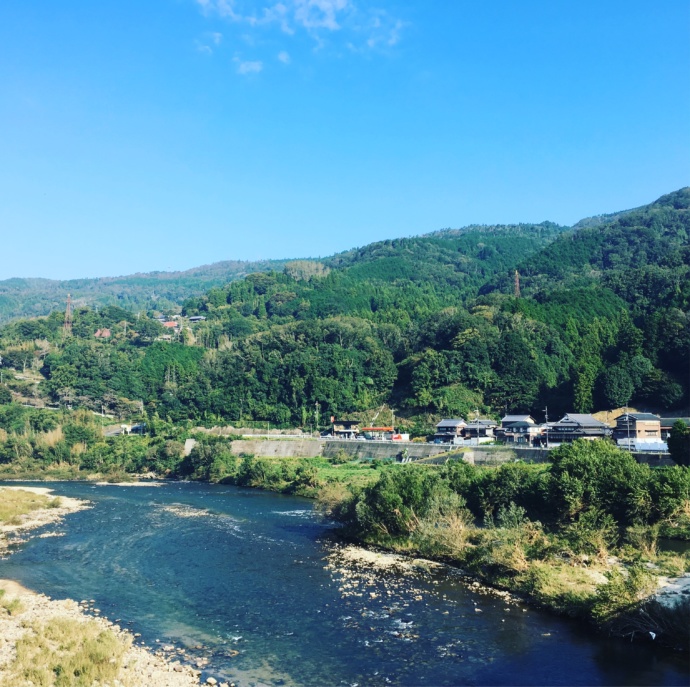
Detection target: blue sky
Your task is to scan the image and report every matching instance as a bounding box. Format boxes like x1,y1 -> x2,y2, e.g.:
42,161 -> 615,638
0,0 -> 688,280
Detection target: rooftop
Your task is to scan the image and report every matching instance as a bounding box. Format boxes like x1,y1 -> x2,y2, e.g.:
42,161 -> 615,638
615,413 -> 661,422
436,419 -> 466,427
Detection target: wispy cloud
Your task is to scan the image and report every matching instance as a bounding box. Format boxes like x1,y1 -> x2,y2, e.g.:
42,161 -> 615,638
193,0 -> 405,51
235,58 -> 264,74
195,31 -> 224,54
278,50 -> 291,64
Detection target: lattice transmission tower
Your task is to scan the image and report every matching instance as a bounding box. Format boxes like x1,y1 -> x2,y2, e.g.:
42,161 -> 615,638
514,270 -> 521,298
63,294 -> 73,336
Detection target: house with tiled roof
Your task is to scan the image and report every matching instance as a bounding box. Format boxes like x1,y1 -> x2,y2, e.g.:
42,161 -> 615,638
433,418 -> 466,444
613,413 -> 661,442
545,413 -> 611,444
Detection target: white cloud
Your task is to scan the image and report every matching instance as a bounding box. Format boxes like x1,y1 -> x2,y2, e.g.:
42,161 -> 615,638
236,59 -> 263,74
211,31 -> 224,44
293,0 -> 349,31
194,0 -> 406,59
278,50 -> 291,63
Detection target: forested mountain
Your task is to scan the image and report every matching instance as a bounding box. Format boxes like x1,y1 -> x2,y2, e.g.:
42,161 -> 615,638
0,189 -> 687,433
0,258 -> 289,324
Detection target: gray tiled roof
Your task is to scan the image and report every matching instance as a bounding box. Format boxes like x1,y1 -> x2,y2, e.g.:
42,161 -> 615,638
560,414 -> 608,427
615,413 -> 660,422
436,419 -> 466,428
502,414 -> 535,423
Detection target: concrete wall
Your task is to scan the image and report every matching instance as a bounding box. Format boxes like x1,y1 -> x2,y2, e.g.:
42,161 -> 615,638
421,446 -> 551,466
632,453 -> 676,467
229,438 -> 325,458
322,440 -> 449,462
191,435 -> 675,467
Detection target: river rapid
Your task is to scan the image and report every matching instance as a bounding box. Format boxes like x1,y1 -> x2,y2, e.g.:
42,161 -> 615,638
0,481 -> 687,687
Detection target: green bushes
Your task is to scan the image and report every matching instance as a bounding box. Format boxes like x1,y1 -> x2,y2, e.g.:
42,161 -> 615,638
324,440 -> 690,638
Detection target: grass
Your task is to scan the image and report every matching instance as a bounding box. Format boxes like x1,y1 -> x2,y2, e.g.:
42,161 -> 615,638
1,617 -> 130,687
0,589 -> 24,616
0,488 -> 52,524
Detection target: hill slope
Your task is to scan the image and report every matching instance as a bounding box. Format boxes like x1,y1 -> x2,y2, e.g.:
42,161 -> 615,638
0,259 -> 289,324
0,190 -> 687,432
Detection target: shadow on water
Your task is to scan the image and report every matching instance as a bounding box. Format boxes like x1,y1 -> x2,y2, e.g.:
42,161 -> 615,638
1,480 -> 688,687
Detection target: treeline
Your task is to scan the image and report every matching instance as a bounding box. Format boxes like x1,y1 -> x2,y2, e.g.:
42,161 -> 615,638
0,191 -> 688,428
0,259 -> 287,324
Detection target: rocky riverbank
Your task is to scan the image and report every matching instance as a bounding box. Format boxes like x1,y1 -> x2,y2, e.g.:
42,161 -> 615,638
0,486 -> 211,686
0,580 -> 204,687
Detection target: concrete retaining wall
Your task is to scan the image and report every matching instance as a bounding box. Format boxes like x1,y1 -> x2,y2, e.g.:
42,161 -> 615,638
229,438 -> 325,458
322,440 -> 449,462
194,435 -> 675,467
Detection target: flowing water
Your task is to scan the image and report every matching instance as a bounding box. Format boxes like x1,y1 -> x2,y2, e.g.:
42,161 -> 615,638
0,481 -> 687,686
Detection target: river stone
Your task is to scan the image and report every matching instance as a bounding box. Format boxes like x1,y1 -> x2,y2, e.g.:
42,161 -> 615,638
206,678 -> 218,685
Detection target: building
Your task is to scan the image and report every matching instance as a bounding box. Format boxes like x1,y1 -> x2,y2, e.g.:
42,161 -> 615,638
360,426 -> 395,441
501,421 -> 543,445
433,419 -> 467,444
660,417 -> 690,441
613,413 -> 661,441
500,414 -> 536,427
462,419 -> 497,440
496,415 -> 536,443
188,316 -> 207,322
331,420 -> 360,439
545,414 -> 611,444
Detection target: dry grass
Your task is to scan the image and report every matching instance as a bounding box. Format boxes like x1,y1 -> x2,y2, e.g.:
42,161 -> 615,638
1,617 -> 130,687
315,481 -> 351,518
0,488 -> 51,524
0,589 -> 24,617
415,509 -> 475,558
34,427 -> 65,448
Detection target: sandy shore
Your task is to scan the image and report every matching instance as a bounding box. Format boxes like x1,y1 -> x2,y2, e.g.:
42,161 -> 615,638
0,486 -> 208,687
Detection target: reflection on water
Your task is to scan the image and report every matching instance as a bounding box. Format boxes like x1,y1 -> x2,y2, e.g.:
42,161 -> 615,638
0,481 -> 687,686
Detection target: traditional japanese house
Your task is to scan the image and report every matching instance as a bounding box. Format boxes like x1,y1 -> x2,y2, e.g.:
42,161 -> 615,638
545,414 -> 611,443
501,421 -> 543,445
462,419 -> 497,440
433,419 -> 466,444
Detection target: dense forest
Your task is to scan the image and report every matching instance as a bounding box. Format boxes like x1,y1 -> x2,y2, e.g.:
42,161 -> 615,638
0,188 -> 688,432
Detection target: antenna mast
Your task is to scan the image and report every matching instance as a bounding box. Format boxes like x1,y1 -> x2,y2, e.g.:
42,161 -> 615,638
63,294 -> 73,337
514,270 -> 521,298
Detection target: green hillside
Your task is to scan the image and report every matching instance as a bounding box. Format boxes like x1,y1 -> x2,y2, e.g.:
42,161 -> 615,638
0,258 -> 289,324
0,190 -> 687,434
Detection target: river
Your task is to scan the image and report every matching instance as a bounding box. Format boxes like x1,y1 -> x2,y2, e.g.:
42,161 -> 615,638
0,481 -> 687,686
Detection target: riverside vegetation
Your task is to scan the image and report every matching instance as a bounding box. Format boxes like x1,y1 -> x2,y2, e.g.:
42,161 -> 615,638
1,411 -> 689,649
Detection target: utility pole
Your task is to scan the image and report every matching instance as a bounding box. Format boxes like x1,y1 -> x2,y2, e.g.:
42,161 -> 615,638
543,406 -> 549,449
